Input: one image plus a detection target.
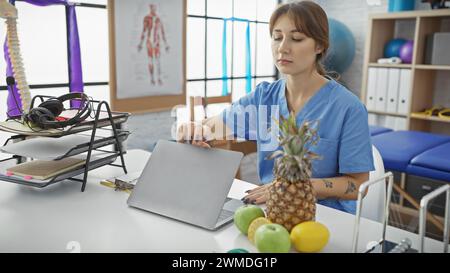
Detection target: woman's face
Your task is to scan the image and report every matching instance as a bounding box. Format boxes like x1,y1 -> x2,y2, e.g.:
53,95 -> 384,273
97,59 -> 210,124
271,15 -> 322,76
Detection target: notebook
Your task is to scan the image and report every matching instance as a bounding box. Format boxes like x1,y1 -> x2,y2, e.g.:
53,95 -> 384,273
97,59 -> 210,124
6,158 -> 85,180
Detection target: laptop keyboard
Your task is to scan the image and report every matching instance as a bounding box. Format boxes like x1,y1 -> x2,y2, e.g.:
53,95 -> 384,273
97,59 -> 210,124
218,209 -> 234,222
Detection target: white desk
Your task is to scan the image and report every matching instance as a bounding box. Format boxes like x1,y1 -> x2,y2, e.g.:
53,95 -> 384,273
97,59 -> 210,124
0,150 -> 445,253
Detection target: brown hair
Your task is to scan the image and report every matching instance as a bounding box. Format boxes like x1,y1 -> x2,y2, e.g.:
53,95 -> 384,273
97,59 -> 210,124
269,1 -> 329,76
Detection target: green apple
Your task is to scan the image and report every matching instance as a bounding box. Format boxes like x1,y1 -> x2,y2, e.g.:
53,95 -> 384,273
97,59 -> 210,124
255,224 -> 291,253
233,205 -> 265,235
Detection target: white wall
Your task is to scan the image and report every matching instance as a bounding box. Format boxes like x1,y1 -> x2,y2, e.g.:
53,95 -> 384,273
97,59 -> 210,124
312,0 -> 431,94
282,0 -> 450,115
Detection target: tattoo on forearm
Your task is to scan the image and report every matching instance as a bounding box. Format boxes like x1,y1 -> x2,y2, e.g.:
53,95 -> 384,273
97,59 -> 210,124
323,179 -> 333,189
344,181 -> 357,195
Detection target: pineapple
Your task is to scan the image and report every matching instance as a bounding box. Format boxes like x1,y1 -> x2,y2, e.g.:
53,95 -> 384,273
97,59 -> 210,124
266,112 -> 321,232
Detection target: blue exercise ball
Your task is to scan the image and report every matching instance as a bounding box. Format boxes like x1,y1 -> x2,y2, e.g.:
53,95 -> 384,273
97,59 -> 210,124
384,38 -> 407,58
324,18 -> 356,74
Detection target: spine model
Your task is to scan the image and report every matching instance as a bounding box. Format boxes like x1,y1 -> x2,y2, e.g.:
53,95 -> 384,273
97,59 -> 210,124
6,17 -> 31,114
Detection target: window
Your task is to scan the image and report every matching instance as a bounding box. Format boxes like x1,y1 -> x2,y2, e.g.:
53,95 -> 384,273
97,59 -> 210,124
0,0 -> 108,122
187,0 -> 279,102
0,0 -> 279,122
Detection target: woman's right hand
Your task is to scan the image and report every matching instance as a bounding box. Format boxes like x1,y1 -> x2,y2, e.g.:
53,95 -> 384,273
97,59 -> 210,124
242,184 -> 271,205
176,121 -> 213,148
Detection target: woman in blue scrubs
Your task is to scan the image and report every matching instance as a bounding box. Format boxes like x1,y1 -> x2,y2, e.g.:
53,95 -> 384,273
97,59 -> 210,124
177,1 -> 374,214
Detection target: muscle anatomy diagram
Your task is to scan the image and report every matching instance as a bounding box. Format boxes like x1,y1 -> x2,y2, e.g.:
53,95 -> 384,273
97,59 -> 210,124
137,3 -> 170,86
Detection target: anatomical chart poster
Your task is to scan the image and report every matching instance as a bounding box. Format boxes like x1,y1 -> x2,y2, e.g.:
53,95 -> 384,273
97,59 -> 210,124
113,0 -> 184,99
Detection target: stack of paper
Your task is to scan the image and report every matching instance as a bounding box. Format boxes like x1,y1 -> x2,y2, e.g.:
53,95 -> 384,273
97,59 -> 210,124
6,158 -> 85,180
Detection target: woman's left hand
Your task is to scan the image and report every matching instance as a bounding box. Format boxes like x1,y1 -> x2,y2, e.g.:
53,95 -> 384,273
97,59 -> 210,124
242,184 -> 271,205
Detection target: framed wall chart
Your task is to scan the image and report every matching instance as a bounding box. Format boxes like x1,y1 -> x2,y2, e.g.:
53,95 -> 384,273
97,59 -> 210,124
108,0 -> 186,113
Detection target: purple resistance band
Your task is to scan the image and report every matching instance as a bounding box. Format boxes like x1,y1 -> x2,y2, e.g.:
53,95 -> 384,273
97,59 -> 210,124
4,0 -> 84,117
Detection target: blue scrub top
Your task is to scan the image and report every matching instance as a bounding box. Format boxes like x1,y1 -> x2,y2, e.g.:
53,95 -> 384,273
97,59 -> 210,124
221,79 -> 375,214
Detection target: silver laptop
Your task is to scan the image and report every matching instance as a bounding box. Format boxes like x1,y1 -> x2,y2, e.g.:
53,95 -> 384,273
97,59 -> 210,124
127,140 -> 244,230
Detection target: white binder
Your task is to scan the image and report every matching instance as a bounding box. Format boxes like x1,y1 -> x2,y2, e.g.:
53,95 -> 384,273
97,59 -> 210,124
386,68 -> 400,113
395,117 -> 408,131
368,113 -> 377,126
366,68 -> 377,111
397,69 -> 412,115
375,68 -> 389,112
384,116 -> 397,130
377,115 -> 387,128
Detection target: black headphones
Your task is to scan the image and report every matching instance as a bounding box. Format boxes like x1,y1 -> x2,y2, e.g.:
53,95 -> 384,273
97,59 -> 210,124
25,93 -> 92,129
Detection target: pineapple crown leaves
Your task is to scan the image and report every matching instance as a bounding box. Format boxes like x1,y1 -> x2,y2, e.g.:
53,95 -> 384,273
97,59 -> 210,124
266,112 -> 322,182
